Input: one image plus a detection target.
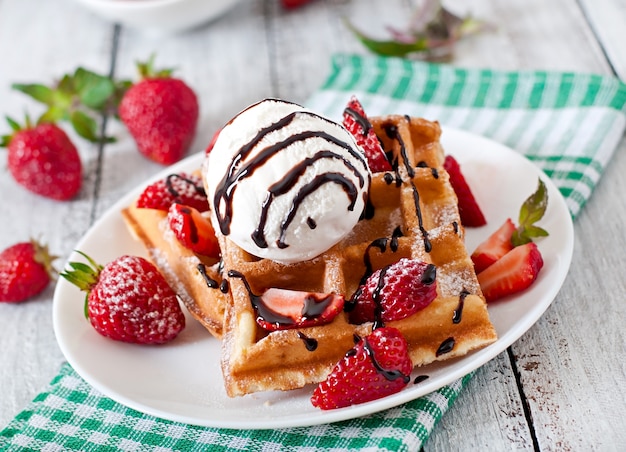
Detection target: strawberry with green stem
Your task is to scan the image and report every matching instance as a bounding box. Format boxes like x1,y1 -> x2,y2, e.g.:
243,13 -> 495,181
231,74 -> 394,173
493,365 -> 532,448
61,251 -> 185,344
119,55 -> 199,165
1,115 -> 82,200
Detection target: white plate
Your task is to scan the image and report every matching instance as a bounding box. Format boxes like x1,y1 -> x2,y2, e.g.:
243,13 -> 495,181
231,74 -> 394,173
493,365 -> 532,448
52,127 -> 574,430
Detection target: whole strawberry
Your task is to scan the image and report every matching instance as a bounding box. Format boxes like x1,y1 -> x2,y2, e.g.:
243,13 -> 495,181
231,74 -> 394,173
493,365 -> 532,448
0,239 -> 57,303
61,252 -> 185,344
119,56 -> 199,165
311,326 -> 412,410
1,117 -> 82,200
348,258 -> 437,324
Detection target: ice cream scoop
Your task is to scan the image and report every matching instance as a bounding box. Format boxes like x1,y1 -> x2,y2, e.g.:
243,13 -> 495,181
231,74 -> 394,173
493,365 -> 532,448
204,98 -> 371,264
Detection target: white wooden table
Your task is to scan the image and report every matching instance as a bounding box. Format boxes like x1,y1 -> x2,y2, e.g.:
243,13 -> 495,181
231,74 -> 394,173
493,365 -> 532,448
1,0 -> 625,449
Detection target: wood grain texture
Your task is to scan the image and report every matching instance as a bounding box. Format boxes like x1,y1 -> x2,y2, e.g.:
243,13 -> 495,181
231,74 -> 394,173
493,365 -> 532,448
1,0 -> 625,449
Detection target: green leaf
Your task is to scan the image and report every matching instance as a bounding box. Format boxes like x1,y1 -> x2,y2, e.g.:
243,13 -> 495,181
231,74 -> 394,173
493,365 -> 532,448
12,83 -> 55,104
137,54 -> 173,79
74,67 -> 116,111
70,110 -> 115,143
518,178 -> 548,226
70,110 -> 99,142
5,116 -> 21,132
344,20 -> 429,58
511,178 -> 550,247
38,106 -> 66,124
57,74 -> 75,95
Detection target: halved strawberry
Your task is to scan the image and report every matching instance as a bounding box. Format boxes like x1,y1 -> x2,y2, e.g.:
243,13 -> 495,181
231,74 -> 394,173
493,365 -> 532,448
477,242 -> 544,303
472,178 -> 549,274
443,155 -> 487,227
311,326 -> 412,410
343,96 -> 392,173
348,258 -> 437,325
253,288 -> 344,331
167,203 -> 220,258
137,172 -> 208,212
471,218 -> 515,273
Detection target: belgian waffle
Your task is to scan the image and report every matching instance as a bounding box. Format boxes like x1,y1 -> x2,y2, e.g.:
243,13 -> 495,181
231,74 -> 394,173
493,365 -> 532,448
122,114 -> 498,398
121,201 -> 227,338
215,114 -> 497,396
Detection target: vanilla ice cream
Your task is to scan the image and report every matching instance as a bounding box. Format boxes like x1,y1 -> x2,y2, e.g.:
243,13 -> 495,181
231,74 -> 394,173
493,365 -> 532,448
204,98 -> 371,264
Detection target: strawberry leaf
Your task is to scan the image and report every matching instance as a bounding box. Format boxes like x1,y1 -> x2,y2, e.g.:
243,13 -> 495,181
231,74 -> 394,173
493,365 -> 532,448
70,110 -> 114,143
74,68 -> 116,111
11,83 -> 55,104
511,178 -> 549,246
38,106 -> 66,124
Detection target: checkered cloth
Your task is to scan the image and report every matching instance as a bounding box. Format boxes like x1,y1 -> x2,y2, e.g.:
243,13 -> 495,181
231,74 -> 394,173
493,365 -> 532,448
2,54 -> 625,451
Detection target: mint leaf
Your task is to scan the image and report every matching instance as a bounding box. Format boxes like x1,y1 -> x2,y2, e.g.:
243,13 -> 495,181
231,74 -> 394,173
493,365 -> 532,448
511,178 -> 549,246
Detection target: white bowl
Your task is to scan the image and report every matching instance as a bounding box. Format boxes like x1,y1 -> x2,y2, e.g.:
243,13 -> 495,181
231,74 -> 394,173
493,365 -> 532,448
73,0 -> 243,34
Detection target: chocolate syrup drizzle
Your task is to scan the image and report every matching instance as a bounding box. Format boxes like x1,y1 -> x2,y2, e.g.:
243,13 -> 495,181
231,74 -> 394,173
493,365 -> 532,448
409,180 -> 432,253
436,337 -> 455,356
363,337 -> 411,383
197,263 -> 230,293
212,107 -> 370,252
453,289 -> 470,324
297,332 -> 318,351
383,123 -> 415,179
344,106 -> 372,135
417,161 -> 439,179
165,173 -> 206,199
197,263 -> 218,289
227,270 -> 335,328
413,375 -> 429,385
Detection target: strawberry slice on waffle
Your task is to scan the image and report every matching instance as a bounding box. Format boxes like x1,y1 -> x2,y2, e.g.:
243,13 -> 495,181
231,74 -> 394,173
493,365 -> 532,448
343,96 -> 392,172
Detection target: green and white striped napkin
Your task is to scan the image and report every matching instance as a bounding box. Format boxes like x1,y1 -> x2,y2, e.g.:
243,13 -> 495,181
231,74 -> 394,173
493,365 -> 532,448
2,54 -> 625,452
309,54 -> 626,219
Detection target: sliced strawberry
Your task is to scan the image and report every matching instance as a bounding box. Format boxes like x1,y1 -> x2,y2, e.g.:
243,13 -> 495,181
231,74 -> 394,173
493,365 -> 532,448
348,258 -> 437,325
311,326 -> 412,410
343,96 -> 392,173
167,203 -> 220,258
137,172 -> 208,212
477,242 -> 544,303
471,218 -> 516,273
444,155 -> 487,227
253,288 -> 344,331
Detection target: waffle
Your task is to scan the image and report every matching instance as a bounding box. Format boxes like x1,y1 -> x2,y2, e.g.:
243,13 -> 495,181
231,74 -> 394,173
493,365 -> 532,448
216,114 -> 497,396
122,201 -> 227,338
122,114 -> 498,398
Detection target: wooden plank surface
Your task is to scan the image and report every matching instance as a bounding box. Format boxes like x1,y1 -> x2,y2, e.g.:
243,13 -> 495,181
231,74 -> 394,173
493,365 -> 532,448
1,0 -> 625,449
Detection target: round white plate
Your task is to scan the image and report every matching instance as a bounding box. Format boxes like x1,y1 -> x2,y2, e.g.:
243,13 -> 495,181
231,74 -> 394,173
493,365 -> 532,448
52,127 -> 574,430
